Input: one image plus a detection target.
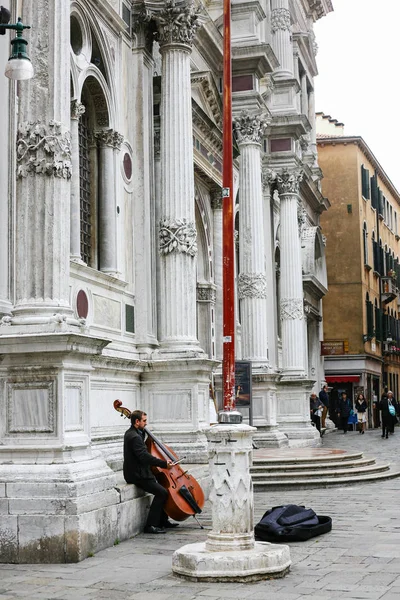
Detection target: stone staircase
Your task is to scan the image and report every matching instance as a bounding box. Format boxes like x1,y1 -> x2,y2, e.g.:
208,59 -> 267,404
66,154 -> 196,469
251,447 -> 400,490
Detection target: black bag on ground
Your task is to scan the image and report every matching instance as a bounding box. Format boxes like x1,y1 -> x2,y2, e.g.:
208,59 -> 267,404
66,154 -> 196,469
255,504 -> 332,542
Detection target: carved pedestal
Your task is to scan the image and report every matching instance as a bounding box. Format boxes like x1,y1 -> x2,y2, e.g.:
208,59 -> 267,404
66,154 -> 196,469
172,424 -> 291,581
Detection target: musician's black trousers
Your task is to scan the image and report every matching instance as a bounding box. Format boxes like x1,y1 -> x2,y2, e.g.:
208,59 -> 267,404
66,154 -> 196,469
136,478 -> 169,527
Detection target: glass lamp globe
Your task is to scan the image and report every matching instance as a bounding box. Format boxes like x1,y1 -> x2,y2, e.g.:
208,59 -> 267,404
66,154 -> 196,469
5,57 -> 34,80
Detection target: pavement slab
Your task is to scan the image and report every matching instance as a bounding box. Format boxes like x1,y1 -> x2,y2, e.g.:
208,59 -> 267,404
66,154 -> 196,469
2,429 -> 400,599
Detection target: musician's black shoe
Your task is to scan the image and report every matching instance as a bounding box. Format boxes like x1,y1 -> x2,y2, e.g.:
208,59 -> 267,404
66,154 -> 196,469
163,521 -> 179,529
144,526 -> 166,534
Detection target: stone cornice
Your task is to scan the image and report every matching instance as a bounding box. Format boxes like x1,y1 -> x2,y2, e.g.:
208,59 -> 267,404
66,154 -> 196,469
317,135 -> 400,204
267,112 -> 310,137
301,0 -> 333,21
192,100 -> 223,154
232,43 -> 279,77
191,70 -> 223,129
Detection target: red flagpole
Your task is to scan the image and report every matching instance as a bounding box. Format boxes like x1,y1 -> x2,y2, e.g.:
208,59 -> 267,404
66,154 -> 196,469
222,0 -> 235,412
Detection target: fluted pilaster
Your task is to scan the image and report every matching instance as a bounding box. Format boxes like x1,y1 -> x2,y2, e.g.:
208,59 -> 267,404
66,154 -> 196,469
235,112 -> 269,365
271,0 -> 293,78
276,168 -> 305,377
70,100 -> 85,262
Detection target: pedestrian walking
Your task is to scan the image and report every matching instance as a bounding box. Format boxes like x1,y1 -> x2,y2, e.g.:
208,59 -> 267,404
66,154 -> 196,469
379,394 -> 395,439
310,393 -> 324,437
386,391 -> 398,435
337,391 -> 352,434
355,392 -> 367,434
319,385 -> 329,429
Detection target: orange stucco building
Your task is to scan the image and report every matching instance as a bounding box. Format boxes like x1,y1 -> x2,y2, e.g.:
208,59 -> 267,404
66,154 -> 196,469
317,113 -> 400,425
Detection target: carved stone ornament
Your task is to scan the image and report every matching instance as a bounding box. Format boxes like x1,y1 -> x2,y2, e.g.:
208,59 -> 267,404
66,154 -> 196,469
271,7 -> 291,33
280,298 -> 304,321
70,100 -> 86,121
261,168 -> 277,192
276,168 -> 303,196
238,273 -> 268,299
132,6 -> 157,53
17,120 -> 72,179
153,0 -> 200,48
234,111 -> 269,145
197,286 -> 216,303
297,200 -> 307,232
94,129 -> 124,149
159,218 -> 197,257
210,186 -> 222,210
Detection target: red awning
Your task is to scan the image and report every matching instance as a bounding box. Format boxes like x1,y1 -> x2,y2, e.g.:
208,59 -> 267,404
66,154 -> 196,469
325,375 -> 360,383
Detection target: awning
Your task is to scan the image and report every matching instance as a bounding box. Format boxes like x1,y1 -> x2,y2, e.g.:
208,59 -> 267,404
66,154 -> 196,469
325,375 -> 360,383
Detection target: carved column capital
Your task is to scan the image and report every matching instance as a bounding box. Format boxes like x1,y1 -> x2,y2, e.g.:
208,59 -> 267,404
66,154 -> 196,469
234,111 -> 269,145
94,129 -> 124,149
70,100 -> 85,121
261,167 -> 277,192
132,7 -> 157,52
16,120 -> 72,179
271,7 -> 291,32
153,0 -> 200,49
276,168 -> 303,196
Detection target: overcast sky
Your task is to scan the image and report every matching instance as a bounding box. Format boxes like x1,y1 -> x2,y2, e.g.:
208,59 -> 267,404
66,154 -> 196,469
314,0 -> 400,190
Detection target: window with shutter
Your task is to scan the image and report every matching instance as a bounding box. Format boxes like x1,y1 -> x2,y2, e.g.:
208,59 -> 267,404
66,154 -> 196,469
361,165 -> 370,199
371,174 -> 378,210
375,304 -> 383,342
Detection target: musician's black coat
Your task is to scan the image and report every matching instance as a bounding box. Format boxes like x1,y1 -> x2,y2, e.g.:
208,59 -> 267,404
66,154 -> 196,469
123,426 -> 167,483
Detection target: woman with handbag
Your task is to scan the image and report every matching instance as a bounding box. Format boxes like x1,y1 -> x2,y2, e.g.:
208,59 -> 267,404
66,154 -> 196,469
379,392 -> 395,439
355,392 -> 368,434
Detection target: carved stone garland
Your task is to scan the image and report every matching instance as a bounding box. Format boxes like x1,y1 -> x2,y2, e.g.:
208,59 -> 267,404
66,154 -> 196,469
159,218 -> 197,257
280,298 -> 304,321
238,273 -> 268,299
17,120 -> 72,179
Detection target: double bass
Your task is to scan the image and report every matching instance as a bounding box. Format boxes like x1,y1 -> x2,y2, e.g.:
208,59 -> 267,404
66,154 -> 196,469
113,400 -> 205,523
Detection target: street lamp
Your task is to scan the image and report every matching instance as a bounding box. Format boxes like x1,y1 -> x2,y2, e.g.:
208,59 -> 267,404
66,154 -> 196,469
0,7 -> 33,81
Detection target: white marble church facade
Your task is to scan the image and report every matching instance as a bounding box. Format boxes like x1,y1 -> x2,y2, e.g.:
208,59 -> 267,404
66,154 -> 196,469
0,0 -> 332,562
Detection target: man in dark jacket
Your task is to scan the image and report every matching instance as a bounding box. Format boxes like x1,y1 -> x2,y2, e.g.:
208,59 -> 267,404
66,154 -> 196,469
319,385 -> 329,428
337,392 -> 352,434
123,410 -> 176,534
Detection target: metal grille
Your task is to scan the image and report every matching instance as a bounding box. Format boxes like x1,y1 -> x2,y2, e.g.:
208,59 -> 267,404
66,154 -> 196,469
79,112 -> 91,265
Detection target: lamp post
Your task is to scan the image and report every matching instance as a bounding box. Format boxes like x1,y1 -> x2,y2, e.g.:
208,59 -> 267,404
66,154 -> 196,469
0,9 -> 33,81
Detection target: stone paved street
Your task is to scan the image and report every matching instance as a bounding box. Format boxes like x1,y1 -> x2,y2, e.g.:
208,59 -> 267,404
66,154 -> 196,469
1,428 -> 400,599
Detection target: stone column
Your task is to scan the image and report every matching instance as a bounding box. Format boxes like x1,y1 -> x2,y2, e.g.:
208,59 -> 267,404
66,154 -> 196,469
70,100 -> 85,263
308,88 -> 317,157
300,72 -> 308,116
276,168 -> 305,378
235,111 -> 269,367
271,0 -> 293,79
6,0 -> 72,325
262,168 -> 278,371
95,129 -> 124,275
153,0 -> 202,353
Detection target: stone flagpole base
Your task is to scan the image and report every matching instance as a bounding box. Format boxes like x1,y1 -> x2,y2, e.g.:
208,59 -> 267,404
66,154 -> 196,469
172,423 -> 291,582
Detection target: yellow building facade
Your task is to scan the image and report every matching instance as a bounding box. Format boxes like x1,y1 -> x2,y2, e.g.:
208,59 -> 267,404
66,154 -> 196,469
317,114 -> 400,426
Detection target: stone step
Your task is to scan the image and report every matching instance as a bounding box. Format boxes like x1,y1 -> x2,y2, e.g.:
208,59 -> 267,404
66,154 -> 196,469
253,468 -> 400,490
251,462 -> 390,481
252,451 -> 364,466
251,457 -> 376,473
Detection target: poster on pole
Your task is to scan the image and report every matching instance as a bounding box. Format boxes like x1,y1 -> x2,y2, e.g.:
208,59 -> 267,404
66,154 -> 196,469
235,361 -> 252,425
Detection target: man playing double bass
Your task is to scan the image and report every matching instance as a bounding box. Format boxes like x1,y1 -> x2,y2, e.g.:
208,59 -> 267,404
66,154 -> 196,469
123,410 -> 179,534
